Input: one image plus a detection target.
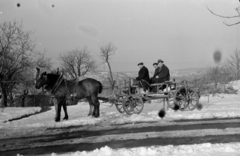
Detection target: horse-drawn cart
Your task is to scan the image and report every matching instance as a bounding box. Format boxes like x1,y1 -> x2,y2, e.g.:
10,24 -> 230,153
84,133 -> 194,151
35,67 -> 201,121
99,79 -> 200,115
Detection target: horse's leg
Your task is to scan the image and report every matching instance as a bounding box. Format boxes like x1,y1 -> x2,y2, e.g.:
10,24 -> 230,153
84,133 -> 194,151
86,97 -> 93,116
53,98 -> 61,122
57,99 -> 63,122
91,96 -> 100,118
62,100 -> 68,120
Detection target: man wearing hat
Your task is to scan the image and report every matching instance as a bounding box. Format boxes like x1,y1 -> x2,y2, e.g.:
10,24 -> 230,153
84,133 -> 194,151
135,62 -> 150,92
154,59 -> 170,83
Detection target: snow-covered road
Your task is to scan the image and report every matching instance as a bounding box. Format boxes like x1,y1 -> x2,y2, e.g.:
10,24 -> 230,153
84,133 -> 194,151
1,81 -> 240,155
1,117 -> 240,156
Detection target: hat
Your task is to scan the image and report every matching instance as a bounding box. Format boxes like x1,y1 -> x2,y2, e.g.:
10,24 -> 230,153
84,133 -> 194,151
158,59 -> 164,63
137,62 -> 144,66
153,63 -> 158,66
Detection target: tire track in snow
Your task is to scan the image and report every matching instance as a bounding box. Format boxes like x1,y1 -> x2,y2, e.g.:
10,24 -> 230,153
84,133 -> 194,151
1,118 -> 240,155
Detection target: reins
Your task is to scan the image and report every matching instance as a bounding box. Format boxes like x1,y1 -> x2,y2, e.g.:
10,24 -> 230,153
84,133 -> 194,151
64,79 -> 75,97
51,73 -> 64,94
140,79 -> 152,90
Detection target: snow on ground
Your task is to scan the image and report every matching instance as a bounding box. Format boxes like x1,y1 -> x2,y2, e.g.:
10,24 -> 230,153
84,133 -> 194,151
2,81 -> 240,156
51,143 -> 240,156
1,93 -> 240,129
0,107 -> 41,123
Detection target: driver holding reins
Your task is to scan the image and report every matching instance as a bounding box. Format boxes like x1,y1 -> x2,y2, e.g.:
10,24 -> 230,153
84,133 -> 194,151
135,62 -> 151,92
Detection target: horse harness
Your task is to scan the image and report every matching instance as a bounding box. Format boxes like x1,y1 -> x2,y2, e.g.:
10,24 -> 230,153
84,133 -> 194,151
50,74 -> 77,100
51,73 -> 64,94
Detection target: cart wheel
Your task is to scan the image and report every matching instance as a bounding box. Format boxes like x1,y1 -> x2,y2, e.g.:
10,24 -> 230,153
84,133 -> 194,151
167,91 -> 176,109
185,90 -> 200,110
111,96 -> 125,114
173,87 -> 188,111
115,99 -> 125,114
123,95 -> 144,115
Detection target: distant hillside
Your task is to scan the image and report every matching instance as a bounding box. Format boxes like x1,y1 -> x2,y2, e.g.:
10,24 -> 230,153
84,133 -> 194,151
171,68 -> 206,81
86,68 -> 206,86
172,67 -> 206,73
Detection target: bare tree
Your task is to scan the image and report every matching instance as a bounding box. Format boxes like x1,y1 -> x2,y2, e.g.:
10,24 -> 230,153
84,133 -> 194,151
207,5 -> 240,26
99,42 -> 118,90
18,50 -> 52,96
0,21 -> 35,107
59,46 -> 97,79
35,49 -> 52,70
225,49 -> 240,80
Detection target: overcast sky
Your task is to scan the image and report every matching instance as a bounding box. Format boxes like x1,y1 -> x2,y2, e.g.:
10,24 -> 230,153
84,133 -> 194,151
0,0 -> 239,72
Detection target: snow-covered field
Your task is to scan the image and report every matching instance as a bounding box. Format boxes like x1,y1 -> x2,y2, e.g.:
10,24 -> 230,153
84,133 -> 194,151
1,81 -> 240,156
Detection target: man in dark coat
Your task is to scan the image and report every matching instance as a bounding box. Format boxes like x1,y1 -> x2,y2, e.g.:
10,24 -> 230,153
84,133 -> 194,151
136,62 -> 150,91
151,62 -> 160,84
154,59 -> 170,83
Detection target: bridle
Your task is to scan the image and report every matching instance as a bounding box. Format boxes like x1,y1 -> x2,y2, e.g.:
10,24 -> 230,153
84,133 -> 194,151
37,71 -> 76,101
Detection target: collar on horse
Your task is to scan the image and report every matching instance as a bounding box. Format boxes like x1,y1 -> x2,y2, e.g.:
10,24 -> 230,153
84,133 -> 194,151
51,73 -> 64,94
50,74 -> 76,98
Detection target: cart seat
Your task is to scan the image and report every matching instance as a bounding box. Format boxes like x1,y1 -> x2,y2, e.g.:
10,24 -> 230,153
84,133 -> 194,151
150,81 -> 176,93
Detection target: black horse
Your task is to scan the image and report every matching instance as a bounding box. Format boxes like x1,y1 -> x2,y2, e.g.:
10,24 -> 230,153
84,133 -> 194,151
35,68 -> 103,122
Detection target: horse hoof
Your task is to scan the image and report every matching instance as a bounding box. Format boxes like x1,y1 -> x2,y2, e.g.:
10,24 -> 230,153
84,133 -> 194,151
63,117 -> 68,120
94,114 -> 99,118
55,118 -> 60,122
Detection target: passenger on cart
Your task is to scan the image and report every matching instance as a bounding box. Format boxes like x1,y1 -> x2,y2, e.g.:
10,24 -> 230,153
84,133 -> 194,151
150,62 -> 160,83
151,59 -> 170,91
135,62 -> 151,94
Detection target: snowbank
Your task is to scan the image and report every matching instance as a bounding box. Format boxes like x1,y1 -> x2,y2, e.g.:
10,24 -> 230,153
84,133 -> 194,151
51,143 -> 240,156
0,107 -> 41,123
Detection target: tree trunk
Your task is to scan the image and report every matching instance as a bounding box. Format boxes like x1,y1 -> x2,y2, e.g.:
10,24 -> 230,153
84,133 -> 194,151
7,85 -> 14,107
9,92 -> 14,107
107,61 -> 114,90
0,85 -> 8,107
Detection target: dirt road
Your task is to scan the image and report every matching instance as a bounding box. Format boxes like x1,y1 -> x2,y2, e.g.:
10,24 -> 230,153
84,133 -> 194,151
1,118 -> 240,156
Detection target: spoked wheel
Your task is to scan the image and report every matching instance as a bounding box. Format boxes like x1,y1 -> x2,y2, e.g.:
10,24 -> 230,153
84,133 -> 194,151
108,94 -> 126,114
115,97 -> 125,114
173,88 -> 189,111
123,95 -> 144,115
166,91 -> 176,109
109,95 -> 125,114
184,90 -> 200,110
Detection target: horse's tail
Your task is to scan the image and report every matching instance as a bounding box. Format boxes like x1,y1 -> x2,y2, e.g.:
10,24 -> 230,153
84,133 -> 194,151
98,81 -> 103,94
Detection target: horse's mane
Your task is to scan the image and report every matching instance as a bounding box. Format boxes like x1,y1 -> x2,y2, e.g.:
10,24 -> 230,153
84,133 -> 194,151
47,72 -> 61,77
47,72 -> 87,84
46,72 -> 62,83
47,73 -> 77,84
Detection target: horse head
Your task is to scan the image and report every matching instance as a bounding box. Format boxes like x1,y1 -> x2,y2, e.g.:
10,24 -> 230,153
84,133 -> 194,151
35,69 -> 48,89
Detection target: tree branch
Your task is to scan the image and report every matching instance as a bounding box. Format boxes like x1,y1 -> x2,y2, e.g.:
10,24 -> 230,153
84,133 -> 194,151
223,20 -> 240,26
206,5 -> 240,19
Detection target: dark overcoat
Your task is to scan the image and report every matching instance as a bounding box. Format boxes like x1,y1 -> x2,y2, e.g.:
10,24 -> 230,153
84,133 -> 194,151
136,66 -> 150,91
153,67 -> 160,78
154,64 -> 170,83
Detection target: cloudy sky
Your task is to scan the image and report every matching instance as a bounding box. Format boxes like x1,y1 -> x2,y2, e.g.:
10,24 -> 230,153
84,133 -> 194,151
0,0 -> 239,72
